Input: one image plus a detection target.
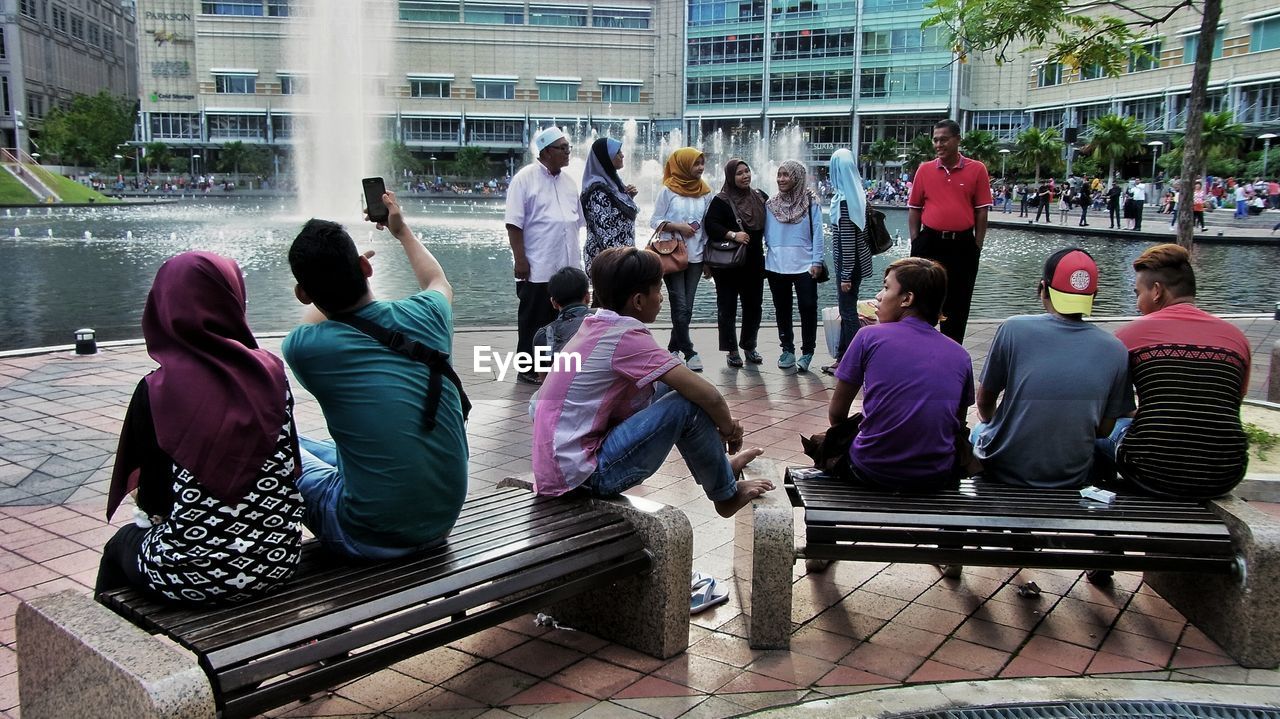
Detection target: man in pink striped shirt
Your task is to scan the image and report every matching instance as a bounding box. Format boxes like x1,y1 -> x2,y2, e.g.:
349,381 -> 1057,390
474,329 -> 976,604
532,247 -> 772,516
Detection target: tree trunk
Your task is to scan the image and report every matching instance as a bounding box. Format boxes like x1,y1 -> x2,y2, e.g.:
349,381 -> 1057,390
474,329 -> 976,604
1108,160 -> 1115,184
1176,0 -> 1222,248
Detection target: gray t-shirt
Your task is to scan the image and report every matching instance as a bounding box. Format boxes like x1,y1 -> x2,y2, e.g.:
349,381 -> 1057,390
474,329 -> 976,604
976,314 -> 1134,488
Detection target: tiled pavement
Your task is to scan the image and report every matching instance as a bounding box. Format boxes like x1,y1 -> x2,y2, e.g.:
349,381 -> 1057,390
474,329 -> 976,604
2,317 -> 1279,719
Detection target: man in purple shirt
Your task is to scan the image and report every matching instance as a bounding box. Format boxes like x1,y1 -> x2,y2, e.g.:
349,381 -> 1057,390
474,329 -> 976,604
828,257 -> 975,491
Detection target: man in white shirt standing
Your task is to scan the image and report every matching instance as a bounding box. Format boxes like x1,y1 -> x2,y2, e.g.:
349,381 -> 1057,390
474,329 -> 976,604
505,126 -> 585,384
1129,179 -> 1147,231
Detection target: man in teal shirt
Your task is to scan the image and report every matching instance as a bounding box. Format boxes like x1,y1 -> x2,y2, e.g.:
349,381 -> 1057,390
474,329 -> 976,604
284,191 -> 467,560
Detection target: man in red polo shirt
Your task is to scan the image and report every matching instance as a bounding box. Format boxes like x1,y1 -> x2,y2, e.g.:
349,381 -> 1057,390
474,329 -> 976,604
907,119 -> 993,343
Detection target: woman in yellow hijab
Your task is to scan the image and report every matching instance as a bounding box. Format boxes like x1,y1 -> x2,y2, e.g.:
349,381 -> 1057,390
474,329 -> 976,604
649,148 -> 713,370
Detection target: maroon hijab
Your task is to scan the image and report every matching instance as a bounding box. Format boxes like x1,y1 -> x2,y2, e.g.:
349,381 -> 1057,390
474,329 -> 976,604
107,252 -> 291,517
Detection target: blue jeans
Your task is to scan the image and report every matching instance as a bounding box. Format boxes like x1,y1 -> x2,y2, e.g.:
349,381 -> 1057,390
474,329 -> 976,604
586,385 -> 737,502
664,262 -> 703,357
297,436 -> 442,561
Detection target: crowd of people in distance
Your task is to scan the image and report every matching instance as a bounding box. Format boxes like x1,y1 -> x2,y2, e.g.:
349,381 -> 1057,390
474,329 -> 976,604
95,119 -> 1256,606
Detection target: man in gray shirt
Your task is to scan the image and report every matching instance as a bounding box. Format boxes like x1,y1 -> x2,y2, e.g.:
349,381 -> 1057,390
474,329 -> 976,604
973,248 -> 1134,489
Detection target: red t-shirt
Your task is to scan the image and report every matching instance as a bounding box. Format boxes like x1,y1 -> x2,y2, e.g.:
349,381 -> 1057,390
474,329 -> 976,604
907,155 -> 994,232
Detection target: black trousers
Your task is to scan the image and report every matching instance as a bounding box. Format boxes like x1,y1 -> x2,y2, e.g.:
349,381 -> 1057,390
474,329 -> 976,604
711,264 -> 764,352
1108,202 -> 1121,228
1132,203 -> 1144,231
766,271 -> 819,355
516,281 -> 556,361
1034,202 -> 1051,223
96,523 -> 149,596
912,226 -> 980,344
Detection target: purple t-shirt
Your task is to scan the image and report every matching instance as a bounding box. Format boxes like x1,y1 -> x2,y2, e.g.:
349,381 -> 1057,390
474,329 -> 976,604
835,316 -> 975,489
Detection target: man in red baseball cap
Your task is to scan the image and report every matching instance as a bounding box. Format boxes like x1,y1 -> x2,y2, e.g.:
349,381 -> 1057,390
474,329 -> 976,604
970,248 -> 1134,493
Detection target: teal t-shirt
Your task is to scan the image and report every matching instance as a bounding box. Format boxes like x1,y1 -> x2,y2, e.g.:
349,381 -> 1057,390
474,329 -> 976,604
283,290 -> 468,549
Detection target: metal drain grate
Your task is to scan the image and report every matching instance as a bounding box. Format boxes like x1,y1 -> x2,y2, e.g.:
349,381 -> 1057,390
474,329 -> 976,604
899,702 -> 1280,719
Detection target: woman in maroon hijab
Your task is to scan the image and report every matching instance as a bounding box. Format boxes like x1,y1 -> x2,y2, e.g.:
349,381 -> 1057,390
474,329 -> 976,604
96,251 -> 305,604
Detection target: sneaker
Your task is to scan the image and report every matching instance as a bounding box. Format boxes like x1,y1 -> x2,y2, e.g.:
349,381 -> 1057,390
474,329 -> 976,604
727,351 -> 744,367
670,350 -> 682,361
937,564 -> 963,579
796,353 -> 813,372
777,351 -> 796,369
745,349 -> 764,364
820,364 -> 838,375
685,353 -> 703,372
516,371 -> 542,385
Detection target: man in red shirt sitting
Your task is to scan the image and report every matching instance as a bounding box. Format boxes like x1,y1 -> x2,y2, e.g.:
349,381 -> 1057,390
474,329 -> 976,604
907,119 -> 993,343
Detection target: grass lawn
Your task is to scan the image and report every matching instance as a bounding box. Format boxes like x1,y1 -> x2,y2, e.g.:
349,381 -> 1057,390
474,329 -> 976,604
28,165 -> 117,204
0,170 -> 37,204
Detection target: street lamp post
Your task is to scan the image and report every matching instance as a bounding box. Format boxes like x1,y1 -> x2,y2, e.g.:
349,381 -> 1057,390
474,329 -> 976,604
191,153 -> 201,177
1147,140 -> 1163,204
430,155 -> 438,179
113,153 -> 124,175
1260,133 -> 1278,181
999,148 -> 1010,179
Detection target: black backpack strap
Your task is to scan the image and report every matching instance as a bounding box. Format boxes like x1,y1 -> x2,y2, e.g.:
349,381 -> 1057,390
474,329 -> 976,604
331,313 -> 472,431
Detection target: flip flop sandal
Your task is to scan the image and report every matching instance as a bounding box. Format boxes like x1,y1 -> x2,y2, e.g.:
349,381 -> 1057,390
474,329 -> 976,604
692,571 -> 713,591
690,578 -> 730,614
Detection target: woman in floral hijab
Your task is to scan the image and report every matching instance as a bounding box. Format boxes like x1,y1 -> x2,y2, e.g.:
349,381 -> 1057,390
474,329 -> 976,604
763,160 -> 824,372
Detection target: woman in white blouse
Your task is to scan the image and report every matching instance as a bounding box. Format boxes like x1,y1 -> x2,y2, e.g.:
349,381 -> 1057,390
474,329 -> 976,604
650,147 -> 713,371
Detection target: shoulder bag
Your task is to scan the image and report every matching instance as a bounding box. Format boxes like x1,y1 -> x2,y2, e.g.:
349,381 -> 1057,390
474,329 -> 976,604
331,313 -> 472,431
703,198 -> 749,270
865,206 -> 894,255
648,225 -> 690,276
808,200 -> 830,282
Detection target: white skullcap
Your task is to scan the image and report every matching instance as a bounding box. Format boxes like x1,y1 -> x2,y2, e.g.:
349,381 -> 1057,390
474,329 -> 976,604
533,126 -> 567,154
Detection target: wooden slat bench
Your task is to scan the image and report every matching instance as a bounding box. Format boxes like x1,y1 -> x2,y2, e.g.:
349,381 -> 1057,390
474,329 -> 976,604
740,465 -> 1280,669
18,485 -> 694,719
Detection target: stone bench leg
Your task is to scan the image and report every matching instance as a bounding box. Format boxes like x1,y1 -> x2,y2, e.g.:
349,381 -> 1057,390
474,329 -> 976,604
17,589 -> 216,719
500,477 -> 693,659
737,488 -> 794,649
1145,496 -> 1280,669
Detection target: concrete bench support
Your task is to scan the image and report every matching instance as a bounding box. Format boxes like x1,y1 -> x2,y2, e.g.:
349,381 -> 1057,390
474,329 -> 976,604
17,589 -> 216,719
737,489 -> 794,650
500,476 -> 693,659
1145,495 -> 1280,669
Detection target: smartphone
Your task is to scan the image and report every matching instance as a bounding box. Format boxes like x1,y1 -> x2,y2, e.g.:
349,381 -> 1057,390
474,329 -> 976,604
362,177 -> 389,223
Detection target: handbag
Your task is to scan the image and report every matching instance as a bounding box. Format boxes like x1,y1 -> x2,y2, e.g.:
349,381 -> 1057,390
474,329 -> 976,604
807,202 -> 830,282
865,207 -> 894,255
704,200 -> 749,270
647,227 -> 689,275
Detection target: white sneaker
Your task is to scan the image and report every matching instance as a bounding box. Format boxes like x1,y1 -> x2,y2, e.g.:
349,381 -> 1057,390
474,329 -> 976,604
685,353 -> 703,372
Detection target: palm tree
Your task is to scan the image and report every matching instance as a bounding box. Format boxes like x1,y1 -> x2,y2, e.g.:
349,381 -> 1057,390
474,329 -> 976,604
865,138 -> 898,181
1013,127 -> 1064,183
218,141 -> 252,178
1087,115 -> 1144,184
1199,110 -> 1244,175
959,130 -> 999,166
143,142 -> 173,174
902,134 -> 934,176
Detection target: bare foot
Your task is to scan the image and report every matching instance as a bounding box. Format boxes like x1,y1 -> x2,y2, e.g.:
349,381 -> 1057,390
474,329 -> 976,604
729,447 -> 764,475
714,449 -> 772,518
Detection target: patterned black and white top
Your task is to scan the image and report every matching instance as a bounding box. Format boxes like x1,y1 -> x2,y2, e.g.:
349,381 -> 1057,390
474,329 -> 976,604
831,203 -> 873,285
127,381 -> 305,604
582,183 -> 637,275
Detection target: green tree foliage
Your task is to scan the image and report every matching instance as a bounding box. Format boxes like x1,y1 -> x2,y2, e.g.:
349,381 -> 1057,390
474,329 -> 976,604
924,0 -> 1222,247
902,134 -> 935,177
379,141 -> 422,178
215,141 -> 271,177
1086,114 -> 1145,183
448,146 -> 492,180
143,142 -> 173,173
959,130 -> 999,167
864,138 -> 898,181
37,92 -> 137,167
1199,110 -> 1245,172
1014,128 -> 1064,183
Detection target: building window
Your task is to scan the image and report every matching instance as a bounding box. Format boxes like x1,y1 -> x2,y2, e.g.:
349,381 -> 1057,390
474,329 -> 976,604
202,1 -> 266,15
474,79 -> 515,99
1183,30 -> 1224,63
772,0 -> 857,19
103,32 -> 114,53
409,78 -> 450,97
529,4 -> 587,26
0,29 -> 6,59
689,0 -> 764,26
469,119 -> 523,142
860,65 -> 951,98
969,110 -> 1026,141
1127,40 -> 1160,72
1079,63 -> 1104,80
51,5 -> 68,33
87,22 -> 100,46
1,76 -> 10,116
19,0 -> 37,18
1251,17 -> 1280,52
862,0 -> 925,11
593,7 -> 649,28
600,83 -> 640,103
465,2 -> 523,23
1036,62 -> 1062,87
686,75 -> 762,104
1125,97 -> 1165,131
860,27 -> 943,56
26,94 -> 44,119
208,114 -> 267,140
215,73 -> 258,94
404,117 -> 459,142
150,112 -> 202,140
538,81 -> 579,101
69,12 -> 83,38
399,0 -> 460,21
774,28 -> 857,60
280,75 -> 303,94
272,114 -> 297,139
267,0 -> 292,16
769,69 -> 853,102
688,34 -> 764,65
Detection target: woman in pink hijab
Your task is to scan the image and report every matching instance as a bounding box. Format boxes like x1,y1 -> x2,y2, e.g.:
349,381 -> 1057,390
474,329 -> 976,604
96,251 -> 305,604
